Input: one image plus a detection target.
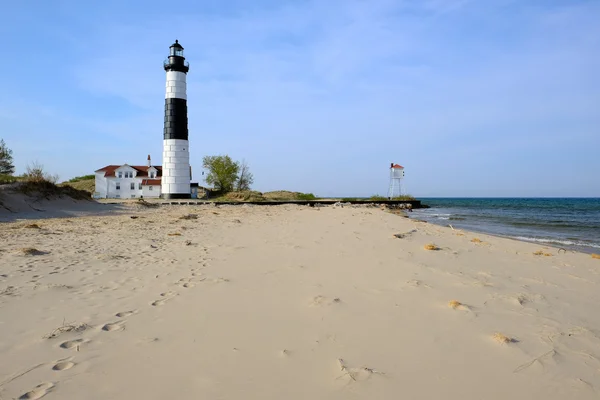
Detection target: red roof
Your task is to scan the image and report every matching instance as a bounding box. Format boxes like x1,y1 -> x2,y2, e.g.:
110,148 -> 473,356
141,179 -> 161,186
95,165 -> 163,177
391,164 -> 404,169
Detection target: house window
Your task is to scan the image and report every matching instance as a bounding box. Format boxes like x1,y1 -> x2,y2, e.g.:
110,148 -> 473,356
115,194 -> 120,198
118,172 -> 123,178
149,186 -> 153,191
149,172 -> 155,178
116,182 -> 121,190
138,183 -> 142,190
130,182 -> 135,190
131,194 -> 136,198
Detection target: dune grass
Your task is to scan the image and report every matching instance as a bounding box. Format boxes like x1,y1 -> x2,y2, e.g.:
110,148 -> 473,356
424,243 -> 439,251
448,300 -> 461,309
492,333 -> 512,344
20,247 -> 42,255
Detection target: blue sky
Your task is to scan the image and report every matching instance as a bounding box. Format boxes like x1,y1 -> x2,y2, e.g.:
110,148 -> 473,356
1,0 -> 598,197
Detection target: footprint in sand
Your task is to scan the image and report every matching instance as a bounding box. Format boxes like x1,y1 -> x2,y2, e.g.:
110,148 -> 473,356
182,283 -> 195,288
310,296 -> 341,307
405,279 -> 431,289
115,310 -> 137,318
19,382 -> 54,399
102,322 -> 124,332
59,339 -> 86,350
151,298 -> 170,306
52,361 -> 74,371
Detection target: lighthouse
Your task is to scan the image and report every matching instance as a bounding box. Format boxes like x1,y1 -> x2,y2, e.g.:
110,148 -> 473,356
161,40 -> 191,199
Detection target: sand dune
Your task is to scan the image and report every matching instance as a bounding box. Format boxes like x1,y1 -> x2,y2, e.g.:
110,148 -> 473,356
1,203 -> 599,399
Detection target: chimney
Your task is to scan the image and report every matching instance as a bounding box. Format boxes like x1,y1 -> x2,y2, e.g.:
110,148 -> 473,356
390,162 -> 394,168
147,154 -> 151,167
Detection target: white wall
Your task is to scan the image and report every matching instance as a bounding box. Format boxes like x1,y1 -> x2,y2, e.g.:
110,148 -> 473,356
165,71 -> 187,100
162,139 -> 190,195
94,172 -> 108,198
142,185 -> 161,198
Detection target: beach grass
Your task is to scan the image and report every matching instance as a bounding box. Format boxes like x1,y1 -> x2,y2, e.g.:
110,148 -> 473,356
448,300 -> 461,309
492,333 -> 512,344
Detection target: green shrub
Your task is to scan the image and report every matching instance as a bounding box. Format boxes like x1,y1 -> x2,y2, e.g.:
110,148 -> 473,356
0,174 -> 18,185
296,193 -> 317,200
392,195 -> 415,201
369,195 -> 388,201
67,174 -> 95,183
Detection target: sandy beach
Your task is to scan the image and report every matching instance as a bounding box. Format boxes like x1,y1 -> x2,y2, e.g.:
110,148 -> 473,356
1,203 -> 599,399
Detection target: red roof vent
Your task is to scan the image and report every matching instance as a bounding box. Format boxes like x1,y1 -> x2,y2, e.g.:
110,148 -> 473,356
390,164 -> 404,169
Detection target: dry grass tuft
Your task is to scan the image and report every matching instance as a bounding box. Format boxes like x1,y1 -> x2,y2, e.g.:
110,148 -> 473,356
20,247 -> 42,255
179,214 -> 198,220
137,199 -> 159,208
592,254 -> 600,259
448,300 -> 462,309
424,243 -> 439,251
492,332 -> 512,344
24,223 -> 41,229
168,233 -> 182,236
533,250 -> 553,257
43,320 -> 89,339
471,238 -> 483,243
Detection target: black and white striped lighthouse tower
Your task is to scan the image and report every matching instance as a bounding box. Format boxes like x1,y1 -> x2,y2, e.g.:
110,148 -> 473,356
162,40 -> 191,199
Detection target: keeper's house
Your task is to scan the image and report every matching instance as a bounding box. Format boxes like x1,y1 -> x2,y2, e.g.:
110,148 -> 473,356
93,155 -> 162,199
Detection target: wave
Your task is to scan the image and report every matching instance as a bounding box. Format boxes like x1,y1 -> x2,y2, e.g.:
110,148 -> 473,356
511,236 -> 600,249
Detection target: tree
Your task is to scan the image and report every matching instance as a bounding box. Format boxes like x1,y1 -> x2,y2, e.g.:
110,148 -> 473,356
236,159 -> 254,191
202,155 -> 240,192
0,139 -> 15,175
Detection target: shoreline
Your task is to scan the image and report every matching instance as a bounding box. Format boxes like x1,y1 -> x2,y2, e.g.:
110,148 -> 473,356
406,215 -> 598,255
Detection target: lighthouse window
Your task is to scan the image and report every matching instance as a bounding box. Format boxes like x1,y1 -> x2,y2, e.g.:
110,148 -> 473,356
170,48 -> 184,57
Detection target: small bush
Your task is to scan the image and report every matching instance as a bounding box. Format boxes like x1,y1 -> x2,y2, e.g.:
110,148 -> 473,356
369,195 -> 388,201
67,174 -> 95,183
0,174 -> 18,185
23,162 -> 59,184
591,254 -> 600,259
391,194 -> 416,201
297,192 -> 317,201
